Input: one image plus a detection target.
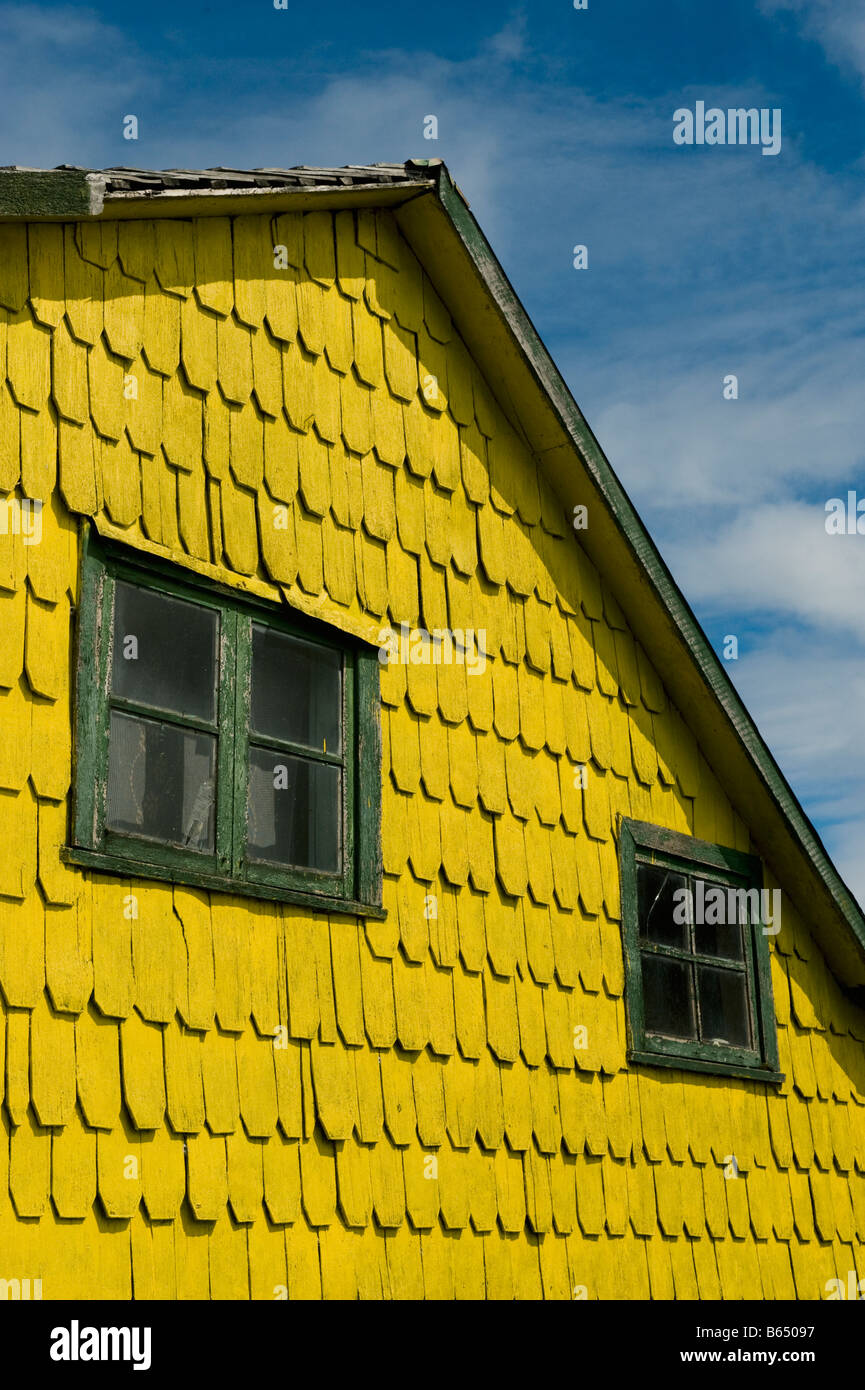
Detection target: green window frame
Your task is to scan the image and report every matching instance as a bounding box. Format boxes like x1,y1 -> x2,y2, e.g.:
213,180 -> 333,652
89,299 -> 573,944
65,530 -> 383,917
619,818 -> 782,1083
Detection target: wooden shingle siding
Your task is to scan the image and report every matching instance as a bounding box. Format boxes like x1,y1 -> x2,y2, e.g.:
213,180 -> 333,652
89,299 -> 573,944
0,208 -> 863,1299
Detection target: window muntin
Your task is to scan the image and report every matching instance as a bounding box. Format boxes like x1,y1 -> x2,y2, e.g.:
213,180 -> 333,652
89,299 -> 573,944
72,537 -> 381,912
620,819 -> 780,1081
637,866 -> 754,1049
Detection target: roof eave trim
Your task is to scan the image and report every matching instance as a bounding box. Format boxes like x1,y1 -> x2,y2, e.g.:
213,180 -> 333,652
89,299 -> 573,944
0,169 -> 432,221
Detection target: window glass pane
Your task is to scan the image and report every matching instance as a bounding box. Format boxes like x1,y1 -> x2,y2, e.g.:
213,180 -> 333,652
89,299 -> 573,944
637,864 -> 689,950
251,624 -> 341,754
641,953 -> 696,1038
112,581 -> 218,722
692,879 -> 744,961
107,711 -> 216,850
247,746 -> 340,872
697,966 -> 752,1047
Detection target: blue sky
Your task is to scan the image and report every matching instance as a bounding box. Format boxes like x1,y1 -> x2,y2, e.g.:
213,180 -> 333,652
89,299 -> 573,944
2,0 -> 865,899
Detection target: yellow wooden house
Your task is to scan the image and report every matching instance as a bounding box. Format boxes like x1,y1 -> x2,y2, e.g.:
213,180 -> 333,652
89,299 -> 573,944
0,160 -> 864,1301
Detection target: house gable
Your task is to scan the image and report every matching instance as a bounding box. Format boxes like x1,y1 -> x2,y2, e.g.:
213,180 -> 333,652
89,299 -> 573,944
0,177 -> 863,1299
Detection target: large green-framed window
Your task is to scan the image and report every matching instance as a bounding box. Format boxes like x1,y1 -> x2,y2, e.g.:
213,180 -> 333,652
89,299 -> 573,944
620,819 -> 781,1082
66,531 -> 383,916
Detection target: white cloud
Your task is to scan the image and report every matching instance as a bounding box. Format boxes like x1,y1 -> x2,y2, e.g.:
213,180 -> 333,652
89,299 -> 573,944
759,0 -> 865,90
720,633 -> 865,906
663,501 -> 865,643
822,818 -> 865,907
727,632 -> 865,786
0,6 -> 144,164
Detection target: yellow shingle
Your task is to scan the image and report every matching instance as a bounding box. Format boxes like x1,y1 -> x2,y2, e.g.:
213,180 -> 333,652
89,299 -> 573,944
484,970 -> 519,1065
120,1010 -> 167,1130
382,318 -> 417,403
299,1127 -> 338,1227
408,789 -> 442,881
142,271 -> 180,375
30,993 -> 75,1127
388,383 -> 421,474
96,1119 -> 142,1220
542,679 -> 566,759
52,317 -> 89,424
525,814 -> 554,905
193,217 -> 233,317
261,1134 -> 301,1226
345,1045 -> 380,1147
451,963 -> 484,1062
103,259 -> 145,360
199,1027 -> 239,1135
423,274 -> 452,344
311,351 -> 340,443
140,1125 -> 186,1222
51,1113 -> 97,1220
426,955 -> 457,1057
0,870 -> 41,996
232,215 -> 269,328
225,1128 -> 264,1223
180,292 -> 218,392
433,1147 -> 469,1236
333,1135 -> 372,1229
608,702 -> 633,781
217,311 -> 254,405
0,680 -> 29,790
358,934 -> 398,1049
164,1017 -> 206,1134
0,224 -> 29,311
363,1133 -> 402,1231
333,211 -> 364,300
390,951 -> 428,1053
20,404 -> 56,502
561,683 -> 591,768
186,1129 -> 228,1222
3,1005 -> 29,1130
7,308 -> 50,412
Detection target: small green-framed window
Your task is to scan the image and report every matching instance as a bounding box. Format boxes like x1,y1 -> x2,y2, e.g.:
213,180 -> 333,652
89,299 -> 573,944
619,818 -> 781,1082
67,531 -> 383,915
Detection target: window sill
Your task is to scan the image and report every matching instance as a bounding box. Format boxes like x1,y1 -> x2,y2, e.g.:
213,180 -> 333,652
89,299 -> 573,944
61,846 -> 386,919
627,1048 -> 785,1085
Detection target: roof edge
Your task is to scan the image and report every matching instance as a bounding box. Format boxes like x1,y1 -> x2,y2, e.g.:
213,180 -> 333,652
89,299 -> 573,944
0,163 -> 437,221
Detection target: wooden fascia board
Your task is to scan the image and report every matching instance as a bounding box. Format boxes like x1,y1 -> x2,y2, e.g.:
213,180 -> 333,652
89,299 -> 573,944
397,173 -> 865,990
0,169 -> 104,218
100,181 -> 430,221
